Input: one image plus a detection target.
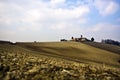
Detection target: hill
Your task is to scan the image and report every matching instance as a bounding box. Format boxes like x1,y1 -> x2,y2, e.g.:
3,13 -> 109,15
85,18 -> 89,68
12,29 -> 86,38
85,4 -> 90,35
0,42 -> 120,80
82,41 -> 120,55
17,42 -> 120,67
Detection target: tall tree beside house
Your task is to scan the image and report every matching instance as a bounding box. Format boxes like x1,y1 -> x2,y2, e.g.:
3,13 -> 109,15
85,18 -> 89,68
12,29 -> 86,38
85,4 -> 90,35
71,37 -> 74,40
81,35 -> 83,38
91,37 -> 94,42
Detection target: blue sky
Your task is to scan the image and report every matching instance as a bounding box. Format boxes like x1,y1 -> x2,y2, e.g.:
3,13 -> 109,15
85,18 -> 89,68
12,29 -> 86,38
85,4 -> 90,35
0,0 -> 120,42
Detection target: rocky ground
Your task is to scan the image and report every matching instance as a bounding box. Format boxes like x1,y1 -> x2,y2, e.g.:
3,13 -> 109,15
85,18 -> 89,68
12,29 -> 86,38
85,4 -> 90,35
0,51 -> 120,80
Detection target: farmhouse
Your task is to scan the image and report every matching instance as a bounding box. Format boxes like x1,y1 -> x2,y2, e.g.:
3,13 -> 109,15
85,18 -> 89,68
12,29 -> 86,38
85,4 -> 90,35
60,35 -> 94,42
71,35 -> 91,42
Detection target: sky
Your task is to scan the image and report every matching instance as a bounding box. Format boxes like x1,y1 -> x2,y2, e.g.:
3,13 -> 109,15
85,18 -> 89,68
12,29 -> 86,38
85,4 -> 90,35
0,0 -> 120,42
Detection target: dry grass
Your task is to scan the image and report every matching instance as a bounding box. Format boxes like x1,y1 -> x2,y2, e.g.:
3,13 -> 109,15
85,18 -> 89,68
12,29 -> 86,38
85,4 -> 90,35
17,42 -> 120,67
0,42 -> 120,80
83,41 -> 120,55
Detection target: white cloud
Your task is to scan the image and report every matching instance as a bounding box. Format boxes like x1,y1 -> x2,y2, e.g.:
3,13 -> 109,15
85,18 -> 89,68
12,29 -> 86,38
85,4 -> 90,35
50,0 -> 65,4
50,22 -> 67,30
86,22 -> 120,41
20,1 -> 90,31
94,0 -> 119,16
91,23 -> 119,32
0,17 -> 12,25
50,5 -> 89,21
22,9 -> 41,23
1,0 -> 119,42
0,0 -> 90,36
49,0 -> 66,8
0,1 -> 24,25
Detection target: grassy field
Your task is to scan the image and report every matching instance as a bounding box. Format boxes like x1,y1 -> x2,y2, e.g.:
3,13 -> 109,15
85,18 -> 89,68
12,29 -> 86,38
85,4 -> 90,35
17,42 -> 120,67
0,42 -> 120,80
83,41 -> 120,55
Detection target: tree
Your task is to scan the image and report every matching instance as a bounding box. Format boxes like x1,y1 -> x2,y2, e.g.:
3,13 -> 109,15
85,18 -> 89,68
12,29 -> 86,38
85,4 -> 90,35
91,37 -> 94,42
71,37 -> 74,40
101,39 -> 120,46
81,35 -> 83,38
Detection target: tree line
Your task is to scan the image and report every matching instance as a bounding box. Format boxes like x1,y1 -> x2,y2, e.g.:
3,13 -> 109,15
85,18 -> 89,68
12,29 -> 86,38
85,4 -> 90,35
101,39 -> 120,46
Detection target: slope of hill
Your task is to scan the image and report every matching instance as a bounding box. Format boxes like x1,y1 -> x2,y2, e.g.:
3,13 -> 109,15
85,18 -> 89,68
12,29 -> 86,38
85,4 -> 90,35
0,42 -> 120,80
82,42 -> 120,55
17,42 -> 120,67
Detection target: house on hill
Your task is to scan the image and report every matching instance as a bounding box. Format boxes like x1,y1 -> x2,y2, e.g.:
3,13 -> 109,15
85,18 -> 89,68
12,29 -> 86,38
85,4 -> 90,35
71,35 -> 91,42
60,35 -> 94,42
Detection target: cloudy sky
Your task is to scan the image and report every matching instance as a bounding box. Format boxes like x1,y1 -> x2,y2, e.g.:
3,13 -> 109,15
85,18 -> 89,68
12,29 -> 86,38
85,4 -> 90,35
0,0 -> 120,42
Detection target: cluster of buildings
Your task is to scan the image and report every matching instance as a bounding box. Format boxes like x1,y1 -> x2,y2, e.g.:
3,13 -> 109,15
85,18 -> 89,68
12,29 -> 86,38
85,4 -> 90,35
61,35 -> 94,42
